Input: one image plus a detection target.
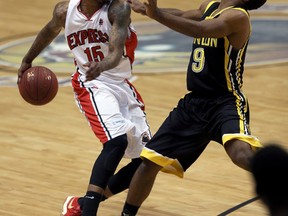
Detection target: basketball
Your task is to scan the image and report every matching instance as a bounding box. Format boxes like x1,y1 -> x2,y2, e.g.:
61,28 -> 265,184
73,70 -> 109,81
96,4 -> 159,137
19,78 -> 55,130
18,66 -> 58,106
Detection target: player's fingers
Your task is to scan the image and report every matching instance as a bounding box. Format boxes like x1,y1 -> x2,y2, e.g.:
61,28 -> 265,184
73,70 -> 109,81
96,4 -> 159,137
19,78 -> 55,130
85,75 -> 91,82
83,62 -> 91,67
17,70 -> 24,84
85,69 -> 94,82
17,63 -> 31,84
17,76 -> 21,84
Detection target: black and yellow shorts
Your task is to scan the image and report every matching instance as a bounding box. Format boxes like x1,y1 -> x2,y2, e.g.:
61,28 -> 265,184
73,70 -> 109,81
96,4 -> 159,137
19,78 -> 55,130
140,91 -> 262,178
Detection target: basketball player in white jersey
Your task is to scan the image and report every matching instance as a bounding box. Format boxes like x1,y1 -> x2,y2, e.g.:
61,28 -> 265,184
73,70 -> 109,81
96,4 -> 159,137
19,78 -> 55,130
17,0 -> 151,215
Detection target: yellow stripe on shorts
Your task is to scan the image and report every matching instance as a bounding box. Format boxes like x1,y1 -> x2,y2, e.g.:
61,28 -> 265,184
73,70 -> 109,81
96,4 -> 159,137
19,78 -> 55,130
140,147 -> 184,178
223,133 -> 263,151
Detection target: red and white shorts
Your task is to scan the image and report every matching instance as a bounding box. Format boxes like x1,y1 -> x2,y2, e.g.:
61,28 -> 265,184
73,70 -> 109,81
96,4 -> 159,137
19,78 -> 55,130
72,72 -> 152,159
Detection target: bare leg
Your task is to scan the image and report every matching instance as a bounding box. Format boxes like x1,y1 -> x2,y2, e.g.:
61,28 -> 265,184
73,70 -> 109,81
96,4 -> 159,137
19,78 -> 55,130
87,184 -> 104,194
126,159 -> 162,207
225,139 -> 255,171
103,186 -> 113,198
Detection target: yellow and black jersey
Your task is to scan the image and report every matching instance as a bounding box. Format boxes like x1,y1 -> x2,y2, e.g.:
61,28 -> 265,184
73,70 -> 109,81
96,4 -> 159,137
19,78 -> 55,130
187,1 -> 250,95
140,2 -> 262,179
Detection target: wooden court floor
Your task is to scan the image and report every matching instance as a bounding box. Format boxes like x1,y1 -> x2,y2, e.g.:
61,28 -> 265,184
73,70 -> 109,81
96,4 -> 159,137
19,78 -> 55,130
0,0 -> 287,215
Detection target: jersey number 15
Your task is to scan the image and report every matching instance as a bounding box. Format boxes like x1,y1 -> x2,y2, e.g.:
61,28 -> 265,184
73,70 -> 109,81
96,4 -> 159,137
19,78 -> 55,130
84,46 -> 104,62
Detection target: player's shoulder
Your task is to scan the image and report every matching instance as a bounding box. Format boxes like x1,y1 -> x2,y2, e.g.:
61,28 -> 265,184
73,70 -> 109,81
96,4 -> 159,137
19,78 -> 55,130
109,0 -> 131,23
199,0 -> 219,14
222,5 -> 250,21
54,1 -> 69,20
220,4 -> 250,34
231,6 -> 250,18
109,0 -> 131,14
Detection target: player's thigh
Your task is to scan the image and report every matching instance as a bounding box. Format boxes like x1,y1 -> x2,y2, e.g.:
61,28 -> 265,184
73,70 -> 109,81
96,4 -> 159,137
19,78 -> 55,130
86,87 -> 135,142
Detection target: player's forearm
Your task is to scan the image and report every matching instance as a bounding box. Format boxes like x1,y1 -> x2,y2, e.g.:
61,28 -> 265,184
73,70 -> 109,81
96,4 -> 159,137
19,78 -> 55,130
101,49 -> 123,71
150,8 -> 203,38
102,22 -> 128,71
160,8 -> 186,16
130,0 -> 184,17
23,24 -> 61,64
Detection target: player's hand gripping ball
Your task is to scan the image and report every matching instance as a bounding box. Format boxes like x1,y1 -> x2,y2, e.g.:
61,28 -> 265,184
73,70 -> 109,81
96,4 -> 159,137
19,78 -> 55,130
18,66 -> 58,105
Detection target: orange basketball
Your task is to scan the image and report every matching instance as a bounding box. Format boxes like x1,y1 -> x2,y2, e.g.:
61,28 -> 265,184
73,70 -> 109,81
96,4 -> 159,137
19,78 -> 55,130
18,66 -> 58,105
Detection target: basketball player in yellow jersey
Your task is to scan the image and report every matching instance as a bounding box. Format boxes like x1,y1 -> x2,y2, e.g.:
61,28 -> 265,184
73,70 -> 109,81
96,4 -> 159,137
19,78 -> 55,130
121,0 -> 267,215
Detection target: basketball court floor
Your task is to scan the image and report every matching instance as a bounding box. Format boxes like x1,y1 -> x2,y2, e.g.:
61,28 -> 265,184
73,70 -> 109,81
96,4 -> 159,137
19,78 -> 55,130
0,0 -> 287,215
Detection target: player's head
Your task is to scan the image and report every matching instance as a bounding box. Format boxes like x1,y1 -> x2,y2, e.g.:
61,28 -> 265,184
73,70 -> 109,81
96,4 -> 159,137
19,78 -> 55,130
242,0 -> 267,10
251,144 -> 288,211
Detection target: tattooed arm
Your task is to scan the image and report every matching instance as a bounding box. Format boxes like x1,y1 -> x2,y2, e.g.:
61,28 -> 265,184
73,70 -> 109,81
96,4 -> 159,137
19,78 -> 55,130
85,0 -> 131,81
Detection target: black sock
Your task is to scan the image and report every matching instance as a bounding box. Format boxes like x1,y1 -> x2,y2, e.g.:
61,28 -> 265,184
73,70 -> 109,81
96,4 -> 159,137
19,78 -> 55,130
101,195 -> 108,202
108,158 -> 142,195
82,191 -> 102,216
122,202 -> 139,216
78,194 -> 106,209
77,197 -> 84,210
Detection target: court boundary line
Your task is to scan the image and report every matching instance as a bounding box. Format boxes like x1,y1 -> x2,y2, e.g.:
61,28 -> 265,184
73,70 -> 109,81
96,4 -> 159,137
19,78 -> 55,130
217,196 -> 260,216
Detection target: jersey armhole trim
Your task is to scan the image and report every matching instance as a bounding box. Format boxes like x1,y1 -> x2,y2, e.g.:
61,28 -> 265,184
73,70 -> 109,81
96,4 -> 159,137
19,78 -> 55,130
204,1 -> 217,14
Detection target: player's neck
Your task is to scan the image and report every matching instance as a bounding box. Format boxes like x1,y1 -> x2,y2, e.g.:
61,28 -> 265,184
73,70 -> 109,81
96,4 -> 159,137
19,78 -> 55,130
218,0 -> 243,10
79,0 -> 102,15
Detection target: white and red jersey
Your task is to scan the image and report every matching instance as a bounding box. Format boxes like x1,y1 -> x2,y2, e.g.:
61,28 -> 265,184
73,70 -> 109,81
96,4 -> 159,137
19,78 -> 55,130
65,0 -> 137,82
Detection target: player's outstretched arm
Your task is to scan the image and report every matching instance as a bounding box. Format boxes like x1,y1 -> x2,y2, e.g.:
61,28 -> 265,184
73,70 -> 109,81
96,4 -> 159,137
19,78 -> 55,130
18,1 -> 68,83
129,0 -> 186,17
143,0 -> 249,40
129,0 -> 205,20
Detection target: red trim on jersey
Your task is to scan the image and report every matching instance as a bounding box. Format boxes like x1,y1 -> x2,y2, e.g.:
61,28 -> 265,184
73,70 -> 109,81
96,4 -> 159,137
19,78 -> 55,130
125,79 -> 145,111
72,72 -> 109,144
125,30 -> 138,64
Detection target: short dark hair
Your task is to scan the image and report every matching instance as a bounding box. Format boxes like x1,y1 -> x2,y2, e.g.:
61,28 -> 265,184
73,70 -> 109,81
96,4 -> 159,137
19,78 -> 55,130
244,0 -> 267,10
251,144 -> 288,209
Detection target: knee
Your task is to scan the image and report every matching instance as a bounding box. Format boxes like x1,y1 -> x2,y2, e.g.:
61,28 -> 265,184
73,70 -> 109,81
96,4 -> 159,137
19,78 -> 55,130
103,134 -> 128,172
231,149 -> 252,167
225,140 -> 254,171
104,134 -> 128,156
138,158 -> 162,175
